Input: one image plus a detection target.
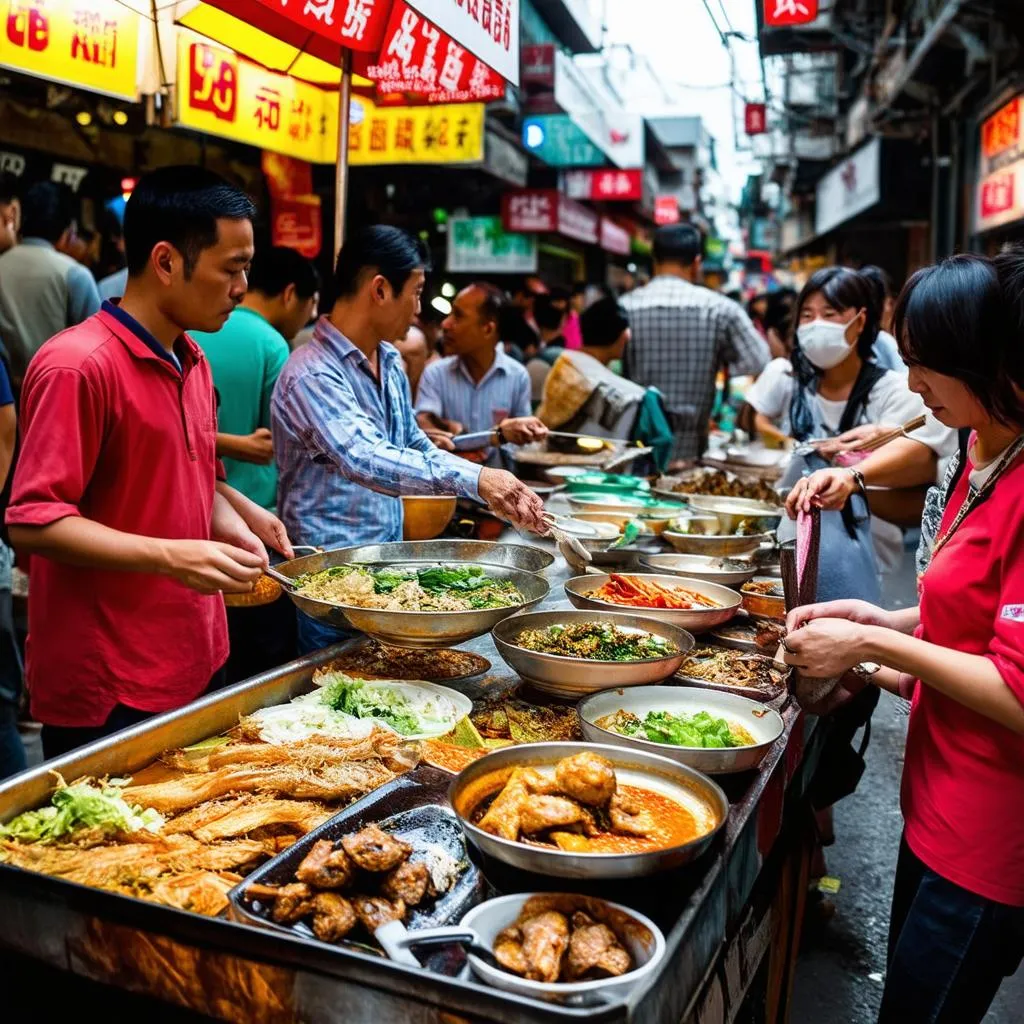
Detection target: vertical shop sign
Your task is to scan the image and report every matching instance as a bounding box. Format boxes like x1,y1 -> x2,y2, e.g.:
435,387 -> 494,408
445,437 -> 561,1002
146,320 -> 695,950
0,0 -> 140,100
654,195 -> 680,225
744,102 -> 767,135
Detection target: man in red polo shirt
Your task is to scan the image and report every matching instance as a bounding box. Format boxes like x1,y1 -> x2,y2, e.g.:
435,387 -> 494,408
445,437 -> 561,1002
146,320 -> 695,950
6,166 -> 293,759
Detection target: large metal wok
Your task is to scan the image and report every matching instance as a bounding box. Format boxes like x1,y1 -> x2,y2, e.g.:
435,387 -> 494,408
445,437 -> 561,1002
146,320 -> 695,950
270,548 -> 550,649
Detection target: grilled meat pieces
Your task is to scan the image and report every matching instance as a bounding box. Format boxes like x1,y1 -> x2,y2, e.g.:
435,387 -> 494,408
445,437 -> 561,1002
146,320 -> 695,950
554,752 -> 617,807
565,912 -> 631,980
311,893 -> 358,942
380,858 -> 429,906
270,882 -> 316,924
341,824 -> 411,872
352,894 -> 407,931
295,839 -> 354,889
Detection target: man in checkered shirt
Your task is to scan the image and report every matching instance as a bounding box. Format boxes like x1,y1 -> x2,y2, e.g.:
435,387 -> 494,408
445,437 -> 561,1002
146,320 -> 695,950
621,224 -> 770,462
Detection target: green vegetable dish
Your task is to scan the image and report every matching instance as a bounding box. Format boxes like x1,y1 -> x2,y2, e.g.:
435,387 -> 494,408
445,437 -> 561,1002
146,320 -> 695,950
595,709 -> 756,748
516,622 -> 677,661
314,674 -> 463,737
293,563 -> 523,612
0,779 -> 165,843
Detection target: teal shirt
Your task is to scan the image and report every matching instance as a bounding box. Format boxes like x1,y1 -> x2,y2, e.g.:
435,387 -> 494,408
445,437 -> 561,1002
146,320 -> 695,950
193,306 -> 290,510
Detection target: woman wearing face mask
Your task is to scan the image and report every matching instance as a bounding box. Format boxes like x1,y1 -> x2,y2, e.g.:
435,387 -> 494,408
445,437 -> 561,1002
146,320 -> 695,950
782,252 -> 1024,1024
746,266 -> 953,584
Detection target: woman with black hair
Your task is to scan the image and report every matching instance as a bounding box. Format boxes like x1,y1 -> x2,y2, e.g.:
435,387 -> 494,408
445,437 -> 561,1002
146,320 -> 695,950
782,252 -> 1024,1023
748,266 -> 952,583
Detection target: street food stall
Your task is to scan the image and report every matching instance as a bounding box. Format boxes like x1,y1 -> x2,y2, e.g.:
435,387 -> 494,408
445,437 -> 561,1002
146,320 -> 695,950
0,481 -> 826,1023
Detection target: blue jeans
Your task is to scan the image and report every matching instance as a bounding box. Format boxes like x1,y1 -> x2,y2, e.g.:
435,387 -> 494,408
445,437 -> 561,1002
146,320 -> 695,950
295,609 -> 358,656
880,838 -> 1024,1023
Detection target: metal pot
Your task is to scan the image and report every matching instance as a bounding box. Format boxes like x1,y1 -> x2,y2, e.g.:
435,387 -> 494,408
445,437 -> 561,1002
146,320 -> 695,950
448,742 -> 728,879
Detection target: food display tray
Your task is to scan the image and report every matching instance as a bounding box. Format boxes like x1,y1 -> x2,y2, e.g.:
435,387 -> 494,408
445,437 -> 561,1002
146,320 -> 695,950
0,555 -> 819,1023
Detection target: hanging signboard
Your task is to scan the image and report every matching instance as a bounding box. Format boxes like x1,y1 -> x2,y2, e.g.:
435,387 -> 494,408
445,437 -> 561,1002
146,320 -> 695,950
447,215 -> 537,273
0,0 -> 140,100
177,37 -> 337,163
563,168 -> 643,202
815,136 -> 880,236
348,92 -> 485,164
501,188 -> 598,245
654,195 -> 680,225
361,0 -> 505,103
403,0 -> 519,86
976,93 -> 1024,234
251,0 -> 390,52
744,102 -> 767,135
522,114 -> 604,167
763,0 -> 819,28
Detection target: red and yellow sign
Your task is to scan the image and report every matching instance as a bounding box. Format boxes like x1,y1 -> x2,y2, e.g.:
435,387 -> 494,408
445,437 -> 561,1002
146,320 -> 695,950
0,0 -> 139,100
177,35 -> 485,165
177,35 -> 339,163
348,91 -> 484,164
982,96 -> 1022,162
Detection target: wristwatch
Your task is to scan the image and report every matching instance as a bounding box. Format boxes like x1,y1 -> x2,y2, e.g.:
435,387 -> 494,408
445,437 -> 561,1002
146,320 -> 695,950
494,423 -> 507,445
852,661 -> 881,679
845,466 -> 867,495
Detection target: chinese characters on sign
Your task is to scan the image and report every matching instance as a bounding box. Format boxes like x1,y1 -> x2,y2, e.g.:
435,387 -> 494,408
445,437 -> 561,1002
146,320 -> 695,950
348,94 -> 485,164
447,215 -> 537,273
976,93 -> 1024,233
501,189 -> 598,245
361,1 -> 505,103
403,0 -> 519,86
654,195 -> 681,226
178,36 -> 337,163
0,0 -> 140,100
562,168 -> 643,202
253,0 -> 390,52
262,152 -> 322,259
599,217 -> 630,256
763,0 -> 818,28
744,102 -> 767,136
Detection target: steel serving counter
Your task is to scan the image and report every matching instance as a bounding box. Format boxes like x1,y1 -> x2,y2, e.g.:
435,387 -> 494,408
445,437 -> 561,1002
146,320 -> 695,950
0,551 -> 823,1024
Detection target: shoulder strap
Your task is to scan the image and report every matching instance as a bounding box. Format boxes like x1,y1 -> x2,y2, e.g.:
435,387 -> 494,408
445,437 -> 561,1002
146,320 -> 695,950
838,362 -> 888,434
943,427 -> 973,503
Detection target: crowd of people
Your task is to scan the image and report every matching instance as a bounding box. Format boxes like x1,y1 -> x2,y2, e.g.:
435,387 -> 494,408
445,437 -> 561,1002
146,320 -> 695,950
1,166 -> 1024,1019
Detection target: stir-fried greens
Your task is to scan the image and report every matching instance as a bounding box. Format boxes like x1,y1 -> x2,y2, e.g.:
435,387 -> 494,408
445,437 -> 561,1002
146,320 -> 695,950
516,621 -> 677,661
0,778 -> 165,843
294,564 -> 523,611
596,709 -> 755,748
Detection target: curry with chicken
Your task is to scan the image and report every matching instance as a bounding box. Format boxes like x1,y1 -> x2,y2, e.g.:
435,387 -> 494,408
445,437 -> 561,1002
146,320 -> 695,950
462,752 -> 703,854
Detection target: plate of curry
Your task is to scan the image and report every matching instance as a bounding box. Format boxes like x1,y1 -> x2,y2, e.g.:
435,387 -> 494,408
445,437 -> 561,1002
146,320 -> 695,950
448,743 -> 728,879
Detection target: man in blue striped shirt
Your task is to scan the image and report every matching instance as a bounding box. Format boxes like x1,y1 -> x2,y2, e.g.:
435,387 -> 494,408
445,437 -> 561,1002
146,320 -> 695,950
416,282 -> 547,465
272,227 -> 546,653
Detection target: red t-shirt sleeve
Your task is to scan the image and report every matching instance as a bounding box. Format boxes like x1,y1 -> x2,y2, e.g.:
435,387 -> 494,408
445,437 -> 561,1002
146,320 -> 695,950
987,524 -> 1024,707
6,367 -> 105,528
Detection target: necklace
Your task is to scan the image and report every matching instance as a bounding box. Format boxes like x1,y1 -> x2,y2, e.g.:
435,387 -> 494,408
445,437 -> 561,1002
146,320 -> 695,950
928,434 -> 1024,566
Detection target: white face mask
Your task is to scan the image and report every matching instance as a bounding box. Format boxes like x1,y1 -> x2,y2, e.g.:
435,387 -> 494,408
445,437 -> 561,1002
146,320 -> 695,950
797,319 -> 854,370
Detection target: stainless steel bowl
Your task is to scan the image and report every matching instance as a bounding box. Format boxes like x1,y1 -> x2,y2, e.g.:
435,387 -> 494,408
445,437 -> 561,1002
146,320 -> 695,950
662,531 -> 774,558
683,495 -> 784,535
449,742 -> 728,879
491,610 -> 694,698
273,552 -> 550,649
577,686 -> 785,774
564,573 -> 741,633
639,554 -> 758,587
316,540 -> 556,574
568,493 -> 685,517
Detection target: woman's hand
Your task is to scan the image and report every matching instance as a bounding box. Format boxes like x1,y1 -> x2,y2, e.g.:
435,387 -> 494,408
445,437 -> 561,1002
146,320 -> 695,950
785,469 -> 857,517
786,599 -> 895,633
812,423 -> 892,460
781,618 -> 872,677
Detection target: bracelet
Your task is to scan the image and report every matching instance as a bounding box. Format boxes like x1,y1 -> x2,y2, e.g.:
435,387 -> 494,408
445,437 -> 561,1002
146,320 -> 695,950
845,467 -> 866,495
494,424 -> 506,445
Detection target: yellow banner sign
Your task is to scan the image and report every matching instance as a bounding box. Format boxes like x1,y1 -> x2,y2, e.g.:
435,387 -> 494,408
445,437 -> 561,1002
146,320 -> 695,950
348,94 -> 485,165
0,0 -> 139,100
176,35 -> 484,166
176,35 -> 338,165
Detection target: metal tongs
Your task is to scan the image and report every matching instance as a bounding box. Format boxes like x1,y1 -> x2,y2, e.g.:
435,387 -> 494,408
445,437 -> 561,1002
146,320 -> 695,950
541,512 -> 594,571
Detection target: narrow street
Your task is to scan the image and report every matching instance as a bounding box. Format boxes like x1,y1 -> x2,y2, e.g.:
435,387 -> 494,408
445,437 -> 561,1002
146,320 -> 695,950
791,545 -> 1024,1022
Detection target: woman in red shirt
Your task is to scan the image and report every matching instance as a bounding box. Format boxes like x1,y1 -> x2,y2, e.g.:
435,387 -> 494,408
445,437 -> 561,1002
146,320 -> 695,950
782,251 -> 1024,1023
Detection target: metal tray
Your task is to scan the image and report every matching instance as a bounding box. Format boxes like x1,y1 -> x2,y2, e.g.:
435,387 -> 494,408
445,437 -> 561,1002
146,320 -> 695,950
231,766 -> 486,954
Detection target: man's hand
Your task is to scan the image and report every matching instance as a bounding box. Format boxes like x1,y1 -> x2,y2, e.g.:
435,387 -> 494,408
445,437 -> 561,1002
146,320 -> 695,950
217,428 -> 274,465
214,484 -> 294,559
239,504 -> 294,560
423,429 -> 456,452
498,417 -> 549,446
160,539 -> 265,595
478,468 -> 547,533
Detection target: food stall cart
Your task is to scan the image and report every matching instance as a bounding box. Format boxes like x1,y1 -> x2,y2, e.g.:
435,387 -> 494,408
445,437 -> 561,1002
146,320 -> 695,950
0,537 -> 823,1024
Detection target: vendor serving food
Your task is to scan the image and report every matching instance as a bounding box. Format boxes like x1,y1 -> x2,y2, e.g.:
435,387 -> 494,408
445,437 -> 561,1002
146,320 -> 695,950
271,227 -> 546,653
780,253 -> 1024,1022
